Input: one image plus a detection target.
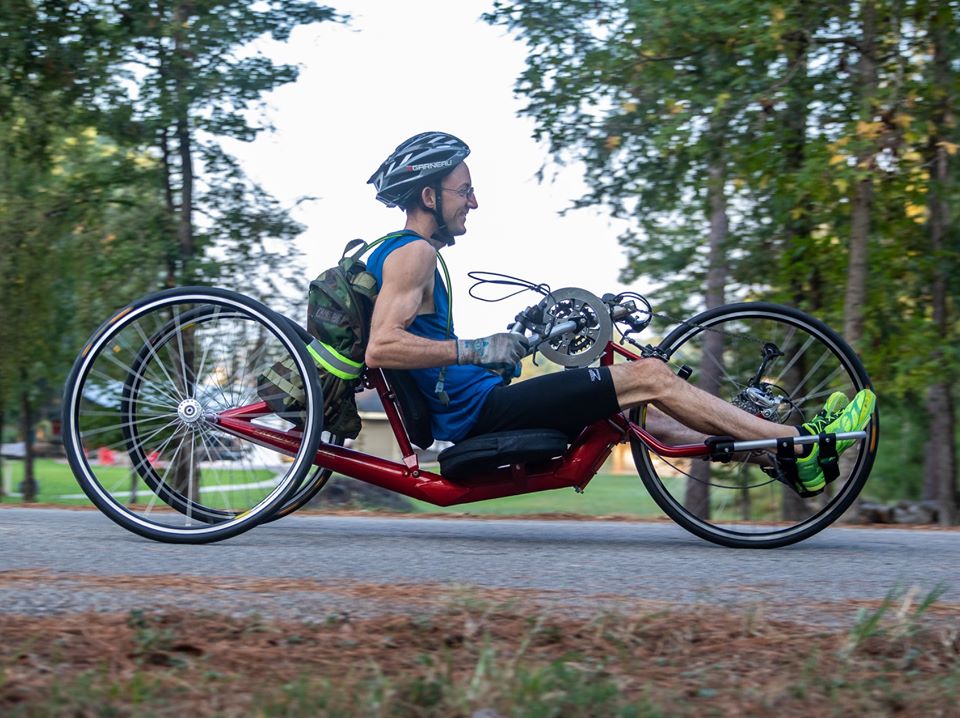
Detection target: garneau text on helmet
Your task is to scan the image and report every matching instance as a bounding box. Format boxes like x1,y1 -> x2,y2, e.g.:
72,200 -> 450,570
406,160 -> 455,171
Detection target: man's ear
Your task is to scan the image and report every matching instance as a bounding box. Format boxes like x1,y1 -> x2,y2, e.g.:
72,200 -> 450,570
421,185 -> 436,210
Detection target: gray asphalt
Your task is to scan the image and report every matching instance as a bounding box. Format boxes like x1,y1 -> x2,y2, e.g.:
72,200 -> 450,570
0,508 -> 957,624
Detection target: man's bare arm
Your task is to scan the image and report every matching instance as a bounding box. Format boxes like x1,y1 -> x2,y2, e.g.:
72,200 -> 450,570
365,240 -> 457,369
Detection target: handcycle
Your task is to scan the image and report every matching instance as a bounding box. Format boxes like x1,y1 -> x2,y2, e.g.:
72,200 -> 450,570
61,280 -> 879,548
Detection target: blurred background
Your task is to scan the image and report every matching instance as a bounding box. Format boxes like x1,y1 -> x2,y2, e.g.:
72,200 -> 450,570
1,0 -> 957,522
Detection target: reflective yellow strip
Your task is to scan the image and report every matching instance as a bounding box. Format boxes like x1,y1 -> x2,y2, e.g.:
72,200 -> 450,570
307,339 -> 362,380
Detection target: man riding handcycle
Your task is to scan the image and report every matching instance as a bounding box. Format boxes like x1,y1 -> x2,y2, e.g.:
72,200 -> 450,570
61,131 -> 878,548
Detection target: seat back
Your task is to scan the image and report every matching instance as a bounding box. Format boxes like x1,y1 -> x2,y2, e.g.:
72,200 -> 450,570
382,369 -> 434,450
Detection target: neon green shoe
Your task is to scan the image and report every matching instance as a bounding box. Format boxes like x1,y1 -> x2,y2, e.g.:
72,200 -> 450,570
822,391 -> 849,416
796,389 -> 877,492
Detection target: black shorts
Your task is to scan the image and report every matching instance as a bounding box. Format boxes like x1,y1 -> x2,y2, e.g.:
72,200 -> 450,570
467,367 -> 620,440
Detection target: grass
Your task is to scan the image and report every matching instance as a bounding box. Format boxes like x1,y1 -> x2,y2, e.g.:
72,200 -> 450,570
409,474 -> 665,517
2,458 -> 670,517
1,590 -> 957,717
0,458 -> 274,509
2,459 -> 94,505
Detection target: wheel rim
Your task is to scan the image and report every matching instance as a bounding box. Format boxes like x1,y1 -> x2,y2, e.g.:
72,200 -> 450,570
65,293 -> 318,538
633,305 -> 878,546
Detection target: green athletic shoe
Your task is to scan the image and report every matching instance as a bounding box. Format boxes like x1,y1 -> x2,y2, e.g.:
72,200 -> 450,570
822,391 -> 849,416
796,389 -> 877,492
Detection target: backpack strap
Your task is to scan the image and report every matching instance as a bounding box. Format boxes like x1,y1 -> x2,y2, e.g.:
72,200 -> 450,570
343,230 -> 419,262
432,251 -> 453,405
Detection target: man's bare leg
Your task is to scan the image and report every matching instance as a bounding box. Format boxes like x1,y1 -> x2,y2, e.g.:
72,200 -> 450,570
609,359 -> 800,441
641,404 -> 777,468
640,405 -> 707,444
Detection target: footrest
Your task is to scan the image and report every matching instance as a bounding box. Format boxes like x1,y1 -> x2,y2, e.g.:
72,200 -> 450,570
775,437 -> 819,497
438,429 -> 568,481
816,432 -> 840,484
769,433 -> 840,498
705,435 -> 737,462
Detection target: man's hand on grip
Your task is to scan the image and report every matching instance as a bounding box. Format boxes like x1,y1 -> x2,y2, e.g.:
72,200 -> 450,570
457,333 -> 529,371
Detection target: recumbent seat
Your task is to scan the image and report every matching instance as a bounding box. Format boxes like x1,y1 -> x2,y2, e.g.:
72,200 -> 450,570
382,370 -> 568,481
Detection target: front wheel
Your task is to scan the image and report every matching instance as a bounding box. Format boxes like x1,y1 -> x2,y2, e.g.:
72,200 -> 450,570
631,302 -> 879,549
62,287 -> 324,543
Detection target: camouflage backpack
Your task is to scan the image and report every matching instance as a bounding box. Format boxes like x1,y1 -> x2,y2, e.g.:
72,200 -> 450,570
257,234 -> 404,439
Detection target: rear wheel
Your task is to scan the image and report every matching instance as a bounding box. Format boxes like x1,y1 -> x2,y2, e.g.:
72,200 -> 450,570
631,302 -> 879,548
62,287 -> 323,543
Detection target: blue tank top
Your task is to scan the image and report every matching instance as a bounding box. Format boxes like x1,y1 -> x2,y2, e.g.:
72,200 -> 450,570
366,233 -> 500,442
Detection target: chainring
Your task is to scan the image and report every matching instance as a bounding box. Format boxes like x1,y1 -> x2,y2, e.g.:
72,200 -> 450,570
536,288 -> 613,367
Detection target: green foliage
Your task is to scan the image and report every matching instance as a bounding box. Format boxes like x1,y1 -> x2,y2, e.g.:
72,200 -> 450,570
91,0 -> 343,292
0,1 -> 342,472
487,0 -> 960,509
863,399 -> 931,502
841,583 -> 948,658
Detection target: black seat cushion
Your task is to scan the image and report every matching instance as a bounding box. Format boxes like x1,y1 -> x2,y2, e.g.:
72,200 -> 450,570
438,429 -> 568,481
382,369 -> 434,450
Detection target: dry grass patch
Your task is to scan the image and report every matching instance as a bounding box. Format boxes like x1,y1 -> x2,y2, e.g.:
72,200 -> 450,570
1,588 -> 958,717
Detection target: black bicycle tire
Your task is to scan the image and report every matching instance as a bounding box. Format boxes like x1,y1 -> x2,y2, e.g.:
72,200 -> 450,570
62,287 -> 324,543
631,302 -> 879,549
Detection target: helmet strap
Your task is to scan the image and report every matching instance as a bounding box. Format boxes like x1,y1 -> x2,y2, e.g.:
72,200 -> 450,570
430,183 -> 456,246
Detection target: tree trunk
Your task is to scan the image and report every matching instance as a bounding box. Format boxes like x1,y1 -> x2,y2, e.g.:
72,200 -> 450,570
843,0 -> 877,351
160,124 -> 178,287
839,1 -> 878,524
174,2 -> 195,283
685,155 -> 729,519
20,380 -> 36,503
176,115 -> 194,280
921,1 -> 958,525
782,8 -> 815,521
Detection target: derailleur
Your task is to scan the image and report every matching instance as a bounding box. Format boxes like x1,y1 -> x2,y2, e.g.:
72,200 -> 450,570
732,384 -> 795,422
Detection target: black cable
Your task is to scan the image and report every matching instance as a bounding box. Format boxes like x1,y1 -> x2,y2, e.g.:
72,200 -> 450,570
467,271 -> 552,303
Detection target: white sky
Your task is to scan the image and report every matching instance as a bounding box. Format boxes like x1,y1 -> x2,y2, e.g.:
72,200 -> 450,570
229,0 -> 639,335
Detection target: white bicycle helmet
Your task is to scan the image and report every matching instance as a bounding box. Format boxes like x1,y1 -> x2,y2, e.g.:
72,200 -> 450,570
368,131 -> 471,209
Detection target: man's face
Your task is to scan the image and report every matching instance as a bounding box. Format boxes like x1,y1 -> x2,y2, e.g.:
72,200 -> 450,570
438,162 -> 478,236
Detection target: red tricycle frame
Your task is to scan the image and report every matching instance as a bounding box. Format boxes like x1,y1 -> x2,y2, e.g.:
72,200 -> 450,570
215,341 -> 708,507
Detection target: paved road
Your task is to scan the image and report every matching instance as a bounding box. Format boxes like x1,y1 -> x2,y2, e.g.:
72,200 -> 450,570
0,508 -> 957,624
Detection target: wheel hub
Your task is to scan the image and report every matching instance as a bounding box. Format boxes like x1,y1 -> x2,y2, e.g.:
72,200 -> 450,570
176,398 -> 204,425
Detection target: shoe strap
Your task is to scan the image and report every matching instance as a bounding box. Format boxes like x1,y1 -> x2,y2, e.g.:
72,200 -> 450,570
816,433 -> 840,485
776,438 -> 821,498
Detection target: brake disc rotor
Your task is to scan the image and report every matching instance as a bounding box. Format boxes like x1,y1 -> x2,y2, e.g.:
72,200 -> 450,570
537,288 -> 612,367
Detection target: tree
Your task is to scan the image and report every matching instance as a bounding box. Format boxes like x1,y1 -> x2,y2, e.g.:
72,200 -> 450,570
0,1 -> 342,501
487,0 -> 798,517
489,0 -> 960,523
0,0 -> 126,500
104,0 -> 341,293
919,0 -> 958,524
